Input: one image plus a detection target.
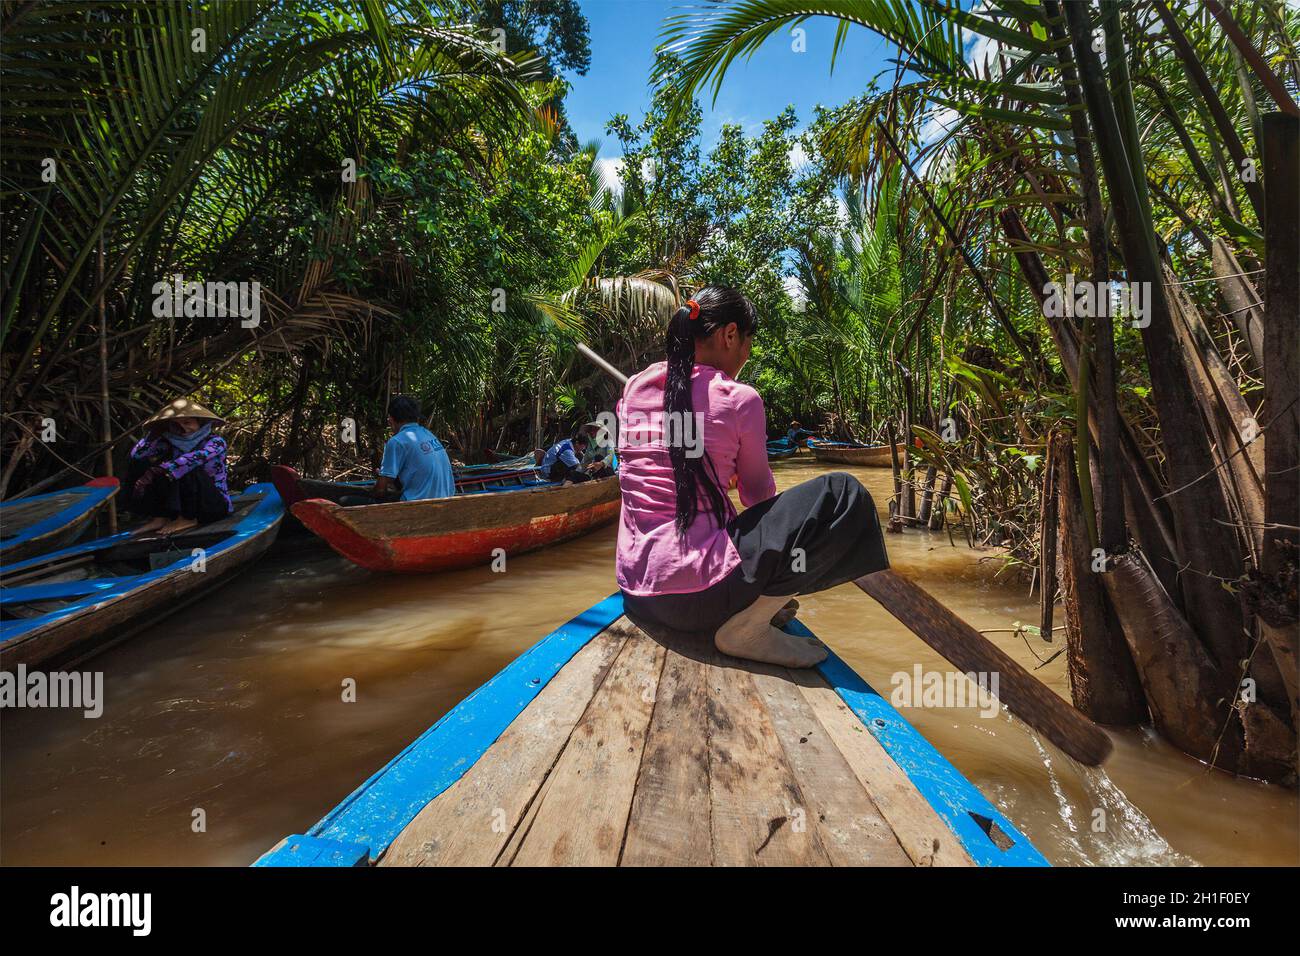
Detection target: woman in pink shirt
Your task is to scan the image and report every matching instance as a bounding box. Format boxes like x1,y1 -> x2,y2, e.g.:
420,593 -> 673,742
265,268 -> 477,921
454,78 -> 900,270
616,286 -> 889,668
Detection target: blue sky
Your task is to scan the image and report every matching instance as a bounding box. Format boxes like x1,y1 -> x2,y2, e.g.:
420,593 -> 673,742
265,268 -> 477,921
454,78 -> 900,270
564,1 -> 899,159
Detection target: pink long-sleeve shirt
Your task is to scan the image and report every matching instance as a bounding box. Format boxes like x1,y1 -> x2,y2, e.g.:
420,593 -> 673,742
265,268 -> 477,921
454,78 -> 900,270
615,361 -> 776,596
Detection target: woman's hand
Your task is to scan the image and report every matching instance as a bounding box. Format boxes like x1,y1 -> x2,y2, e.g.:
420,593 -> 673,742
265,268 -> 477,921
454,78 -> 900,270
133,465 -> 166,497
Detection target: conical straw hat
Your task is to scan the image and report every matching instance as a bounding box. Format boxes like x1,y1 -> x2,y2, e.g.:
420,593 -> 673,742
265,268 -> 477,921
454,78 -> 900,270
142,397 -> 225,428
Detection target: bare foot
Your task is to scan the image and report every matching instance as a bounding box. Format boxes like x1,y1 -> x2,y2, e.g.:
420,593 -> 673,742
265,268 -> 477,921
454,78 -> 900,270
157,517 -> 198,536
715,624 -> 827,669
130,517 -> 168,537
770,598 -> 800,628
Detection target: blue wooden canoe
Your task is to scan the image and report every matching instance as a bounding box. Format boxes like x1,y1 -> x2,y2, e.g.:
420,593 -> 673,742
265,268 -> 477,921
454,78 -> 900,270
257,594 -> 1048,867
767,438 -> 798,460
0,477 -> 120,564
0,483 -> 283,670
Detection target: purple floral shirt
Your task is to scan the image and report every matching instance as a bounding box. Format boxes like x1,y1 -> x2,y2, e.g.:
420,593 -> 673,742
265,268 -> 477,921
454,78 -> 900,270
130,433 -> 231,511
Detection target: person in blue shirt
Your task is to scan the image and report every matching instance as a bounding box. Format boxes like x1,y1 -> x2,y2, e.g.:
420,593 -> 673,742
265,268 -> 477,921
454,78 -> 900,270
341,396 -> 454,505
541,433 -> 599,483
376,396 -> 455,500
786,420 -> 813,446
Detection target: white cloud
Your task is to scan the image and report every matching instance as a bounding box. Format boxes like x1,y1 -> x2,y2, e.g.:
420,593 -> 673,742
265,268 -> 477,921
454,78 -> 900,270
919,104 -> 960,149
962,2 -> 1003,78
915,105 -> 961,179
593,156 -> 624,193
788,141 -> 811,172
783,271 -> 808,310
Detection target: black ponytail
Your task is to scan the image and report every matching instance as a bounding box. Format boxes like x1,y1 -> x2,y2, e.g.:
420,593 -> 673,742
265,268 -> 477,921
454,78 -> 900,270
664,285 -> 759,536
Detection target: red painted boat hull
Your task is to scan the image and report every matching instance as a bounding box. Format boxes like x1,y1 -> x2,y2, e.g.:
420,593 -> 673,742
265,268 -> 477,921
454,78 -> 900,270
291,477 -> 620,572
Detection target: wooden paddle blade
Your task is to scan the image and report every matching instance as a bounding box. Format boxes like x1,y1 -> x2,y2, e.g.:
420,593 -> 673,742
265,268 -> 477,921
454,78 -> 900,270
856,569 -> 1113,766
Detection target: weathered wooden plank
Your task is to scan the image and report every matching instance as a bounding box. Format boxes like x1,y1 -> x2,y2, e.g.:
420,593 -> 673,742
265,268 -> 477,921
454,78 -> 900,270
508,623 -> 664,866
787,667 -> 975,867
707,653 -> 831,866
308,595 -> 625,861
749,666 -> 913,866
809,635 -> 1049,866
620,636 -> 713,866
495,756 -> 556,865
379,626 -> 629,866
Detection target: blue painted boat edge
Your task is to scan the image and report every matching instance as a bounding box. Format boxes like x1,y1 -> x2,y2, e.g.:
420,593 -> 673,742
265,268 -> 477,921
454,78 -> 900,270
0,483 -> 284,643
257,593 -> 1046,868
253,592 -> 626,867
0,482 -> 117,554
789,618 -> 1049,867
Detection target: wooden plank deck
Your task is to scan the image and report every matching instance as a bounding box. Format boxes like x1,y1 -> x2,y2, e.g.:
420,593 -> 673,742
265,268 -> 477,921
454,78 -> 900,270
257,595 -> 1049,868
379,617 -> 972,867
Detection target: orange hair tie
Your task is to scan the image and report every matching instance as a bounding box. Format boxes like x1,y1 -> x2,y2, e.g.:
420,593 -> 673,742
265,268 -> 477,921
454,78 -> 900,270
686,299 -> 700,320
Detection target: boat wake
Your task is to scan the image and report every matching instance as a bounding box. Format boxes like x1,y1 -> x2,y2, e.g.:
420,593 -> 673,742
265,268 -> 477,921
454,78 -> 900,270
1026,734 -> 1197,867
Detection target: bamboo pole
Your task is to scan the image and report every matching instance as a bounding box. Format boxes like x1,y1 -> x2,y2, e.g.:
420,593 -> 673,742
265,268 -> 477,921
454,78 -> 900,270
1038,439 -> 1058,644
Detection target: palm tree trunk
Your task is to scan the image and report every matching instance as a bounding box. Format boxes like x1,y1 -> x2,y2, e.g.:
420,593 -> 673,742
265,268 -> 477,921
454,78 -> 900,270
1211,237 -> 1265,371
1053,433 -> 1147,724
1258,113 -> 1300,730
1000,208 -> 1182,600
1049,0 -> 1125,555
1065,0 -> 1247,675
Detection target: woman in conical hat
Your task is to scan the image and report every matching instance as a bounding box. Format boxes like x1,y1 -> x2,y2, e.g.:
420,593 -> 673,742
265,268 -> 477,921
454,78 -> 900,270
125,398 -> 232,537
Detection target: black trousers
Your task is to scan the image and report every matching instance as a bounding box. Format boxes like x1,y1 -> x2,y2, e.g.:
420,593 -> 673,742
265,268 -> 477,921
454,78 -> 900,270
622,472 -> 889,637
125,458 -> 229,524
547,461 -> 591,483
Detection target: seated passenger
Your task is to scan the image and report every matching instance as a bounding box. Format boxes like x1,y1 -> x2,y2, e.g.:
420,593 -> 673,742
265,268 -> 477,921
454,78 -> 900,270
346,396 -> 454,504
578,421 -> 617,478
615,286 -> 889,669
786,420 -> 813,445
126,398 -> 232,537
541,433 -> 599,483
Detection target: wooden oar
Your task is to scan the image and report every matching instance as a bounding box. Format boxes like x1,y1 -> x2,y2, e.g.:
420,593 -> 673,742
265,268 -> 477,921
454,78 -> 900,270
573,342 -> 1112,766
857,569 -> 1111,765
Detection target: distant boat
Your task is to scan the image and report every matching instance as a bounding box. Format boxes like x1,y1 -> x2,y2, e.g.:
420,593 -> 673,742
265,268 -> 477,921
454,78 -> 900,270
807,438 -> 903,467
255,592 -> 1048,868
0,484 -> 283,670
766,438 -> 798,460
270,461 -> 541,511
291,475 -> 620,573
0,478 -> 120,564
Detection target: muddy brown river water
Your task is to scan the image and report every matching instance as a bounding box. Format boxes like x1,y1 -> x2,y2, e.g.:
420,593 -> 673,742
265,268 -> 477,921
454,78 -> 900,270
2,458 -> 1296,866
